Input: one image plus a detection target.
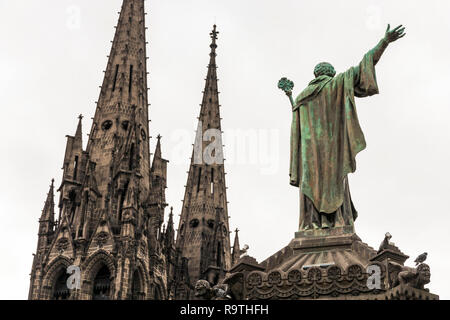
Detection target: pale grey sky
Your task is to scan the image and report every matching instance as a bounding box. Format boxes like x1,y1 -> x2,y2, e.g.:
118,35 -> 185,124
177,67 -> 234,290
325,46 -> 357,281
0,0 -> 449,299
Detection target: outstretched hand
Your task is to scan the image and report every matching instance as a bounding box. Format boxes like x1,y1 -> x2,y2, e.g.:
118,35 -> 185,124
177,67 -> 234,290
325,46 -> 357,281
384,24 -> 406,43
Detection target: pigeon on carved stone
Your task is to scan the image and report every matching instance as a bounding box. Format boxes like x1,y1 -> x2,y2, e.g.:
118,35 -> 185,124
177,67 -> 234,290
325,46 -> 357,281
239,245 -> 249,258
378,232 -> 392,253
414,252 -> 427,266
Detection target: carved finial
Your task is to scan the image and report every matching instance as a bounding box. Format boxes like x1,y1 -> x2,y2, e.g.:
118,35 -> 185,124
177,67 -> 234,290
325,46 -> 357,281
210,24 -> 219,41
78,114 -> 84,120
210,25 -> 219,51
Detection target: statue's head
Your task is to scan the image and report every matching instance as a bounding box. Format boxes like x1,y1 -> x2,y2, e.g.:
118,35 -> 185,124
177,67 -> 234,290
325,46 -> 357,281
417,263 -> 431,285
314,62 -> 336,78
194,280 -> 211,297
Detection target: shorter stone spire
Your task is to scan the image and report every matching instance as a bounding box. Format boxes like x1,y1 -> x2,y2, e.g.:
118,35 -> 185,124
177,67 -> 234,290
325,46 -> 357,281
154,134 -> 162,158
232,228 -> 241,266
75,114 -> 83,142
41,179 -> 55,222
164,207 -> 175,249
36,179 -> 56,252
62,114 -> 84,183
150,134 -> 168,182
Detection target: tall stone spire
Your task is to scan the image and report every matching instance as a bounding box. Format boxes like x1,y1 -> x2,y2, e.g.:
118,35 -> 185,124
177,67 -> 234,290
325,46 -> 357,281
86,0 -> 151,201
30,1 -> 170,300
175,25 -> 232,290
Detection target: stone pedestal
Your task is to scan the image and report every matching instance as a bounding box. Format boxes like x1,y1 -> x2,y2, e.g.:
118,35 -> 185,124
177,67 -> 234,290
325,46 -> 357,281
295,225 -> 355,239
241,227 -> 439,300
290,232 -> 359,255
262,227 -> 375,273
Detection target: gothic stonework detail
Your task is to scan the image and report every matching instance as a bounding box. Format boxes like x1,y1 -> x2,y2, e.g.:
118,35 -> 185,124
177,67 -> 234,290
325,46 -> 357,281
29,1 -> 233,301
29,0 -> 174,300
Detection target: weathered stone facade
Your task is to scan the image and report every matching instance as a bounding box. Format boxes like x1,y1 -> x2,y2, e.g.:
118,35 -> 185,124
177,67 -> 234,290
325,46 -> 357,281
29,0 -> 236,301
29,0 -> 178,300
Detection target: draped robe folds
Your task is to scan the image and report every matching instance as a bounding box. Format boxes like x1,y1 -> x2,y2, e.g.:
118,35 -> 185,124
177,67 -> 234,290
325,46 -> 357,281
290,50 -> 379,230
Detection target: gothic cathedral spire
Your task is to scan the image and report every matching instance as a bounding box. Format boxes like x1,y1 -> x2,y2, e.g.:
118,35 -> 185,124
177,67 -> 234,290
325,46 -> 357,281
86,0 -> 151,201
175,25 -> 232,292
29,0 -> 169,300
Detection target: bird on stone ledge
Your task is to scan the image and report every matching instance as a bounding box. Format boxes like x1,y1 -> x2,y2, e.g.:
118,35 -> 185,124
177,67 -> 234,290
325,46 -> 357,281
414,252 -> 428,266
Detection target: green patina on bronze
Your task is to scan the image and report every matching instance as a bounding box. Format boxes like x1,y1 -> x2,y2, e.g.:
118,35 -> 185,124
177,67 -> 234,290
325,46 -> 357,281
291,52 -> 377,214
280,24 -> 406,221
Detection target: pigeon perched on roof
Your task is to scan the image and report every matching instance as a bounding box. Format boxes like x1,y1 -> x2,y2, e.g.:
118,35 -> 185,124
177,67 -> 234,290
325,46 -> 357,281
414,252 -> 428,266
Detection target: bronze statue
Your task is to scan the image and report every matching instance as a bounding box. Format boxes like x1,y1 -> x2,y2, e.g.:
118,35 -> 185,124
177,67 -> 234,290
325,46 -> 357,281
279,25 -> 406,231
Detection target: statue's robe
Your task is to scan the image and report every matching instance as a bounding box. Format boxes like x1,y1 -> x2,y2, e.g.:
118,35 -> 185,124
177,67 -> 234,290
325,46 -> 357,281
290,51 -> 379,229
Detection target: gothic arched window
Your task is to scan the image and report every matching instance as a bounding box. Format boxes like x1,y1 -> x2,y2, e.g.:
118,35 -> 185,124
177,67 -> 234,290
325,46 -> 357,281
92,265 -> 111,300
131,270 -> 143,300
52,269 -> 70,300
154,285 -> 162,300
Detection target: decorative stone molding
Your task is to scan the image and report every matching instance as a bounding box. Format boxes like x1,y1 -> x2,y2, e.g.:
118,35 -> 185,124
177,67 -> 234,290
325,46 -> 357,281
94,232 -> 109,249
246,264 -> 385,300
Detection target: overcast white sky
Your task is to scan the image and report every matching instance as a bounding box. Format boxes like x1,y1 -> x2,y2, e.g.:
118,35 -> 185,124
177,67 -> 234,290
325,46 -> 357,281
1,0 -> 449,300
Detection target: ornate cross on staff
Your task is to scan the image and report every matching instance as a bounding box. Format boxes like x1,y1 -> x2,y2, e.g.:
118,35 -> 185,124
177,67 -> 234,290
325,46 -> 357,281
278,77 -> 295,108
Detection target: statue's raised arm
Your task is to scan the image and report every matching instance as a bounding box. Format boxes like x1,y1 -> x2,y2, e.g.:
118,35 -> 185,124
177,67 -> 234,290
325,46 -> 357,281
372,24 -> 406,65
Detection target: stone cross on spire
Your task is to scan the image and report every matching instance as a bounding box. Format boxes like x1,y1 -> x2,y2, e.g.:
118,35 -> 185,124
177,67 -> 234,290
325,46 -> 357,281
210,25 -> 219,40
210,25 -> 219,53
